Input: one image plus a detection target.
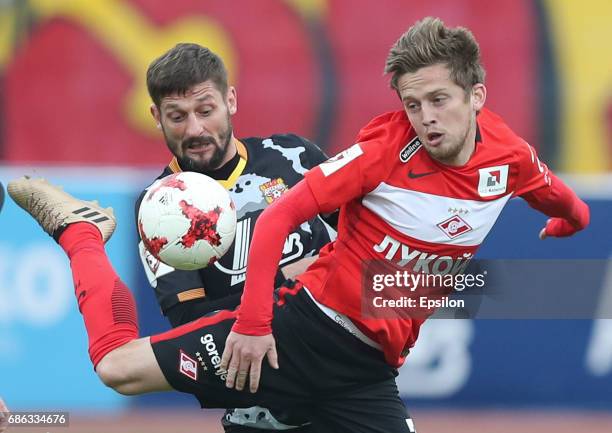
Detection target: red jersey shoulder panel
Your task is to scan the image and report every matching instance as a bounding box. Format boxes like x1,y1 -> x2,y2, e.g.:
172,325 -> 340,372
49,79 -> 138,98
305,110 -> 414,213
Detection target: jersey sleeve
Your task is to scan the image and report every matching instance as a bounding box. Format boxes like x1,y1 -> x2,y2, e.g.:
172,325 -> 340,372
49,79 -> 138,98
512,139 -> 551,197
513,139 -> 589,230
304,140 -> 387,213
304,111 -> 411,212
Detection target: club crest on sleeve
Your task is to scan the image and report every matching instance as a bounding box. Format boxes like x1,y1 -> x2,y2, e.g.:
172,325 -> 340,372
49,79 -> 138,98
179,350 -> 198,381
320,143 -> 363,177
399,136 -> 422,163
478,165 -> 509,197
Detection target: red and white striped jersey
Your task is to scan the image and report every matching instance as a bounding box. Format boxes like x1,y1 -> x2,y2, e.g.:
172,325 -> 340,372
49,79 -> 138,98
298,108 -> 553,367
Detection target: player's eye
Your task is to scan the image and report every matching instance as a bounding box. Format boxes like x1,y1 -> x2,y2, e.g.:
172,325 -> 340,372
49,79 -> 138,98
199,106 -> 214,117
168,113 -> 185,122
406,102 -> 420,112
432,96 -> 447,105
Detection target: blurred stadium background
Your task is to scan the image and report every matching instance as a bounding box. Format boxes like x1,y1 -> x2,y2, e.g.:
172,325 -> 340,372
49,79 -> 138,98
1,0 -> 611,432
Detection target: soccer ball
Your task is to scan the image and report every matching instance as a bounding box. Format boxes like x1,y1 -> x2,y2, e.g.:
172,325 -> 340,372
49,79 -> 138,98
138,172 -> 236,271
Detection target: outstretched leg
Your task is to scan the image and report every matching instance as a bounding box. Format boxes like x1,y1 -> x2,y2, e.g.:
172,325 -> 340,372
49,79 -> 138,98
7,177 -> 304,415
8,177 -> 170,394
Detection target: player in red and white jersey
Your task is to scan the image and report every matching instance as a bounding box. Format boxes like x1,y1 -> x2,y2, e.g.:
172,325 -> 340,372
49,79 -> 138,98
280,106 -> 579,367
228,26 -> 588,372
7,17 -> 589,433
231,105 -> 588,367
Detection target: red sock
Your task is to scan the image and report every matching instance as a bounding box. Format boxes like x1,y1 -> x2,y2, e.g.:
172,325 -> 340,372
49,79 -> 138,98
59,222 -> 139,368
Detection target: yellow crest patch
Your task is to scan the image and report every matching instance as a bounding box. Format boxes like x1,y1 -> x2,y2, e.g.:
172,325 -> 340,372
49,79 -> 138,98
259,178 -> 289,204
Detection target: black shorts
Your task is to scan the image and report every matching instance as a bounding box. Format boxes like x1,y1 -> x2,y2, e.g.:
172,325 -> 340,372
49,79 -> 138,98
151,285 -> 416,433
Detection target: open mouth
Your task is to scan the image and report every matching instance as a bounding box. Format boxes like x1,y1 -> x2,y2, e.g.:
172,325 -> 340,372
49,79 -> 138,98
185,139 -> 215,154
427,132 -> 444,145
186,144 -> 214,156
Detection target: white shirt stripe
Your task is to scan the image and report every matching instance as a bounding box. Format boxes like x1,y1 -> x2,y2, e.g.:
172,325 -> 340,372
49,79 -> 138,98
362,183 -> 512,246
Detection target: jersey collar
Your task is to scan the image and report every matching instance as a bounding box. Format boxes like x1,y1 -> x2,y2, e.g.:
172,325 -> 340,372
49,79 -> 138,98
167,138 -> 248,190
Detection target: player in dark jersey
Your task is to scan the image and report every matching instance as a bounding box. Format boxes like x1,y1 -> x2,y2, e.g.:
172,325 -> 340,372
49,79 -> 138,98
8,18 -> 589,432
136,44 -> 335,431
136,133 -> 334,327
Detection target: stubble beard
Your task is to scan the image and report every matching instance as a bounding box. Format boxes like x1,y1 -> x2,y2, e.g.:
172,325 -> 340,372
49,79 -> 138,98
164,117 -> 234,174
426,113 -> 474,165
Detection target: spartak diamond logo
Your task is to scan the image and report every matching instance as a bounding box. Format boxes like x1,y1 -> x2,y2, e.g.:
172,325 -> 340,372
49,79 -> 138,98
437,215 -> 473,239
179,350 -> 198,381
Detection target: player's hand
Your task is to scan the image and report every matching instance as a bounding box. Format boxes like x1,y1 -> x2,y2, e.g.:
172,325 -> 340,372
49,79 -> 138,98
539,217 -> 581,239
0,396 -> 9,433
540,200 -> 590,240
220,331 -> 279,393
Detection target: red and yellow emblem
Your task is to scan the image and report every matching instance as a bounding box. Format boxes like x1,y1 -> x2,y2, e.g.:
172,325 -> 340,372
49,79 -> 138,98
260,178 -> 289,204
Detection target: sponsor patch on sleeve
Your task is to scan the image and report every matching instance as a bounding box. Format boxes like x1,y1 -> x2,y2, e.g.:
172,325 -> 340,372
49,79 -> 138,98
319,143 -> 363,177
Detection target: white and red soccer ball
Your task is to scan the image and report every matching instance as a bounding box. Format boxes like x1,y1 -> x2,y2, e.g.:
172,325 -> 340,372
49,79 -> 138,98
138,172 -> 236,270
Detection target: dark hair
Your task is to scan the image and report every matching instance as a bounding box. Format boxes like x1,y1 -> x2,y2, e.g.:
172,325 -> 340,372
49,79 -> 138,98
385,17 -> 485,93
146,43 -> 228,107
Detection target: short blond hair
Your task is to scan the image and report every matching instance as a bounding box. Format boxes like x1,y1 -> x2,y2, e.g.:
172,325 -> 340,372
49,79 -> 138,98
385,17 -> 485,93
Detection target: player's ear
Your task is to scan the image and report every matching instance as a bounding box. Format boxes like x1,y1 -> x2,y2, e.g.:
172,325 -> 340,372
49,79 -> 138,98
471,83 -> 486,111
226,86 -> 237,115
150,104 -> 162,129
